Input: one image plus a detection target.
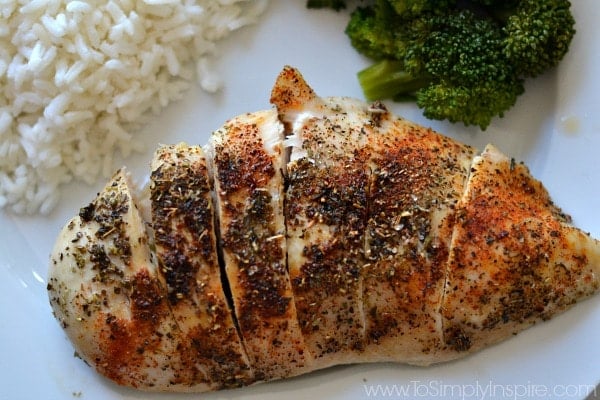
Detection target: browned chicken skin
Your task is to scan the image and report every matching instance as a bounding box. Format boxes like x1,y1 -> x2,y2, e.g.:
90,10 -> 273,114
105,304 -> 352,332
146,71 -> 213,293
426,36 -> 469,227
47,66 -> 600,392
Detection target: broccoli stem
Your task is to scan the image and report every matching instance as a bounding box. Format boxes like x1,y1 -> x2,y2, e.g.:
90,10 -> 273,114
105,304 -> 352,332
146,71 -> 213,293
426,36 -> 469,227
357,60 -> 431,101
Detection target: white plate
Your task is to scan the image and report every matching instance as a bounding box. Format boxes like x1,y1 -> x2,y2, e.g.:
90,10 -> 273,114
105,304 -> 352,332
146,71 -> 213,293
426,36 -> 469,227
1,2 -> 599,399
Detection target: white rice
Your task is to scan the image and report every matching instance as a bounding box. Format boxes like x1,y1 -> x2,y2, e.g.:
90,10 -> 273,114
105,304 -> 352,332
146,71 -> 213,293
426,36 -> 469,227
0,0 -> 269,215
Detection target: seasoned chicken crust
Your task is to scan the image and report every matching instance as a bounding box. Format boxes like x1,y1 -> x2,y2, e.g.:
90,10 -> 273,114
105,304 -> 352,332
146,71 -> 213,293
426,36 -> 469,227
48,66 -> 600,392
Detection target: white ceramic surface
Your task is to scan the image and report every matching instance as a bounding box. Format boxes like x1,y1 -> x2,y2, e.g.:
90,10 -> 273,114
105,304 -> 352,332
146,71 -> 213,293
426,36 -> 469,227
1,2 -> 599,399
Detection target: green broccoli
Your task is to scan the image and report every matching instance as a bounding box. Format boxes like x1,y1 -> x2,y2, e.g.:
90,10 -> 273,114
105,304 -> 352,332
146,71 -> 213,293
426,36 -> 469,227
357,9 -> 524,129
341,0 -> 576,130
346,1 -> 434,70
419,10 -> 513,84
503,0 -> 576,77
345,1 -> 401,60
416,78 -> 524,129
387,0 -> 456,19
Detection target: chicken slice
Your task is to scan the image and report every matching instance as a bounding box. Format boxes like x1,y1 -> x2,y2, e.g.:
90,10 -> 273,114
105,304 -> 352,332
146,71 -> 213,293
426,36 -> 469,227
271,66 -> 370,365
47,170 -> 198,390
208,110 -> 310,381
271,66 -> 600,367
440,144 -> 600,358
271,66 -> 478,366
361,111 -> 476,365
149,143 -> 253,389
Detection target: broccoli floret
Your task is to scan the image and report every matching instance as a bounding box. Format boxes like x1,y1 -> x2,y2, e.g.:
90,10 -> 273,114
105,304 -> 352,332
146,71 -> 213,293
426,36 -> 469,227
417,78 -> 524,129
342,0 -> 575,130
357,9 -> 522,129
387,0 -> 456,19
418,11 -> 526,129
420,11 -> 512,84
346,1 -> 433,68
345,1 -> 400,60
503,0 -> 576,77
306,0 -> 347,11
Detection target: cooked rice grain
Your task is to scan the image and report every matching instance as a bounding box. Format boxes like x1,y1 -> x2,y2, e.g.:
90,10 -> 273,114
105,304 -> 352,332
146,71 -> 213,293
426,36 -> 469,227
0,0 -> 269,214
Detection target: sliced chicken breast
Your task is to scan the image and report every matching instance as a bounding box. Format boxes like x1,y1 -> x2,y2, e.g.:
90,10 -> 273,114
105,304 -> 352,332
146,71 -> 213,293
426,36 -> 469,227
271,66 -> 478,365
271,67 -> 370,365
270,66 -> 600,366
361,112 -> 476,365
150,143 -> 253,389
47,66 -> 600,393
207,110 -> 310,381
439,144 -> 600,359
47,170 -> 198,390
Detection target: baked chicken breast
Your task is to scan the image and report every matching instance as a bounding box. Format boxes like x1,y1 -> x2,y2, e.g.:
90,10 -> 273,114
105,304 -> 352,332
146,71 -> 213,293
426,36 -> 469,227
47,66 -> 600,392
